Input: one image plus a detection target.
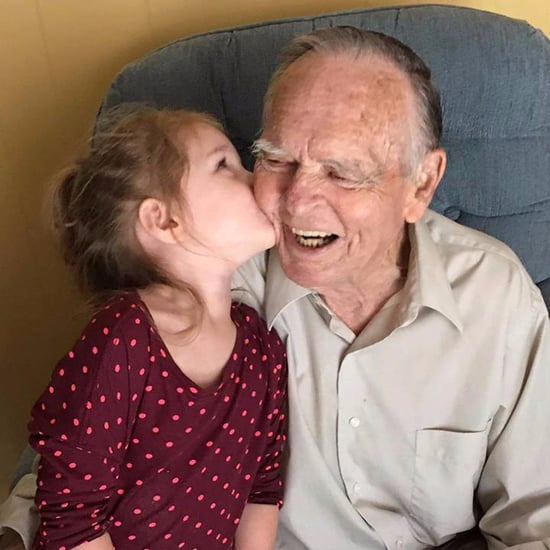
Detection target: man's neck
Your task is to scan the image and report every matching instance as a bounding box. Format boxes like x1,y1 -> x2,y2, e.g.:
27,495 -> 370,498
316,235 -> 411,335
319,267 -> 406,334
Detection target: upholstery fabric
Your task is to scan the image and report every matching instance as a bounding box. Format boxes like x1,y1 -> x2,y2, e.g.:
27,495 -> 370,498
98,5 -> 550,307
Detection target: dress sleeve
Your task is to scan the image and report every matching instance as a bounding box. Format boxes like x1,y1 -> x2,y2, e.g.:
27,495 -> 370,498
28,304 -> 149,549
248,327 -> 288,508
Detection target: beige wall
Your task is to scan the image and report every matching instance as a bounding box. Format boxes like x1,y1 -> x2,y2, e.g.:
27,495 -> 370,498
1,0 -> 548,496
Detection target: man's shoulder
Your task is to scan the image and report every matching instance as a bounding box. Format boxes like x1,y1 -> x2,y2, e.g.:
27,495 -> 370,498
232,250 -> 270,312
422,209 -> 542,309
423,209 -> 520,265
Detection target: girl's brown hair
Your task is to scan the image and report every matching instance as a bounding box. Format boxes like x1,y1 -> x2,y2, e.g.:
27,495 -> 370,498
51,105 -> 221,312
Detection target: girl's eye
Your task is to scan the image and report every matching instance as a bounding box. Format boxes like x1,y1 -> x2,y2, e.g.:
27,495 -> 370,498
216,156 -> 228,170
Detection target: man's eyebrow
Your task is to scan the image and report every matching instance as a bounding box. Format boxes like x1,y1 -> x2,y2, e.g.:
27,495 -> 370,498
320,158 -> 368,180
251,139 -> 290,158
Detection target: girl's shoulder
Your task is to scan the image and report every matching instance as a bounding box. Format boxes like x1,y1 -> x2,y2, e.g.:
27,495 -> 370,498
77,291 -> 154,348
231,301 -> 286,361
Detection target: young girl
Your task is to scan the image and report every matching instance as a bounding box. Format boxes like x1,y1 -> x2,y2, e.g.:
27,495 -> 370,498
28,107 -> 287,550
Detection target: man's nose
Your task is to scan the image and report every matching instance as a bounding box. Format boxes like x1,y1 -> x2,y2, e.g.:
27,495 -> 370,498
283,169 -> 322,209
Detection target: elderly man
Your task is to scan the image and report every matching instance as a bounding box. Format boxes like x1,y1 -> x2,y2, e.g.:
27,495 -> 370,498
1,26 -> 549,550
235,27 -> 550,549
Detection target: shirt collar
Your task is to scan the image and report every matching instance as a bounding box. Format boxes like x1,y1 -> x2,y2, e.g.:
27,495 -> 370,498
405,212 -> 463,332
265,248 -> 312,329
264,210 -> 463,332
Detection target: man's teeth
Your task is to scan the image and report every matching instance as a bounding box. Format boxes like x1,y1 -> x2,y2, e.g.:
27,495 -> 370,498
291,227 -> 337,248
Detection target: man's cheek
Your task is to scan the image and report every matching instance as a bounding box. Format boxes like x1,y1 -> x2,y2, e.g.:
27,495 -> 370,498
253,177 -> 278,218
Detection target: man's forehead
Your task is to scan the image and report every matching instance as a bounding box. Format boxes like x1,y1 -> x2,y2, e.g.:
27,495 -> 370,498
265,52 -> 412,129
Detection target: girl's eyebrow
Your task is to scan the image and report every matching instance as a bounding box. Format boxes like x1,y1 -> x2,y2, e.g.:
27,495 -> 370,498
206,143 -> 234,159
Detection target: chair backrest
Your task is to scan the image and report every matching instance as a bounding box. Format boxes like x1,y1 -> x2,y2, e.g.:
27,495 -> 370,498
99,4 -> 550,308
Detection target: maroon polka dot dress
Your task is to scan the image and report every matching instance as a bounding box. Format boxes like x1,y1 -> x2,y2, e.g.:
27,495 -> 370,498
29,293 -> 287,549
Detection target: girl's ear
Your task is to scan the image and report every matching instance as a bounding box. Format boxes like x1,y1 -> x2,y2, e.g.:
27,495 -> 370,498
137,198 -> 180,244
404,148 -> 447,224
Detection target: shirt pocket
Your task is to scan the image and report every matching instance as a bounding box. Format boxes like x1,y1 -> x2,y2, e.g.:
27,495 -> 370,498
409,427 -> 488,545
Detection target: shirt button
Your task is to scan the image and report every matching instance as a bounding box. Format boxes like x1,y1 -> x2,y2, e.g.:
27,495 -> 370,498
395,537 -> 404,548
353,482 -> 361,494
349,417 -> 361,428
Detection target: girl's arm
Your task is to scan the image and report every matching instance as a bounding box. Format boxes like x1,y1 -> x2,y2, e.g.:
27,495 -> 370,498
235,503 -> 278,550
72,532 -> 115,550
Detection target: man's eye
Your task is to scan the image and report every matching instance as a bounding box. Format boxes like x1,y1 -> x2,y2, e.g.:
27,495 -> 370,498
328,170 -> 346,181
260,158 -> 296,175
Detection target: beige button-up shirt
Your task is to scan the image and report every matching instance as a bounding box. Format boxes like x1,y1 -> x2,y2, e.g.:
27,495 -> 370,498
234,209 -> 550,550
1,210 -> 549,549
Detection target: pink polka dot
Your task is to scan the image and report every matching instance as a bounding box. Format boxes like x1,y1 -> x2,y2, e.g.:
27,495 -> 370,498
189,386 -> 198,394
68,462 -> 77,469
148,522 -> 156,528
73,418 -> 80,427
166,441 -> 174,448
113,338 -> 120,346
92,346 -> 98,355
153,495 -> 161,502
68,351 -> 75,359
133,508 -> 141,515
103,327 -> 109,335
130,339 -> 137,347
84,474 -> 92,481
172,414 -> 180,421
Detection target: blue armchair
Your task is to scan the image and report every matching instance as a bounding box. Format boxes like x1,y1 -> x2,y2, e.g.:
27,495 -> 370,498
99,4 -> 550,309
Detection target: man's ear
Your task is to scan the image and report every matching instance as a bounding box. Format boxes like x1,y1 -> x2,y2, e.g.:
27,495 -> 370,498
404,148 -> 447,223
137,198 -> 180,244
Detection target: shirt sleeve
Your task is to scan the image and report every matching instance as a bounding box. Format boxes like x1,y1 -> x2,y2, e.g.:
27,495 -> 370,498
248,327 -> 288,508
476,284 -> 550,549
28,304 -> 149,549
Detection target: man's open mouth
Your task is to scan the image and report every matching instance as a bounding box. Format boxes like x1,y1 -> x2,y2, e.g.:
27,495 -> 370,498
291,227 -> 338,248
